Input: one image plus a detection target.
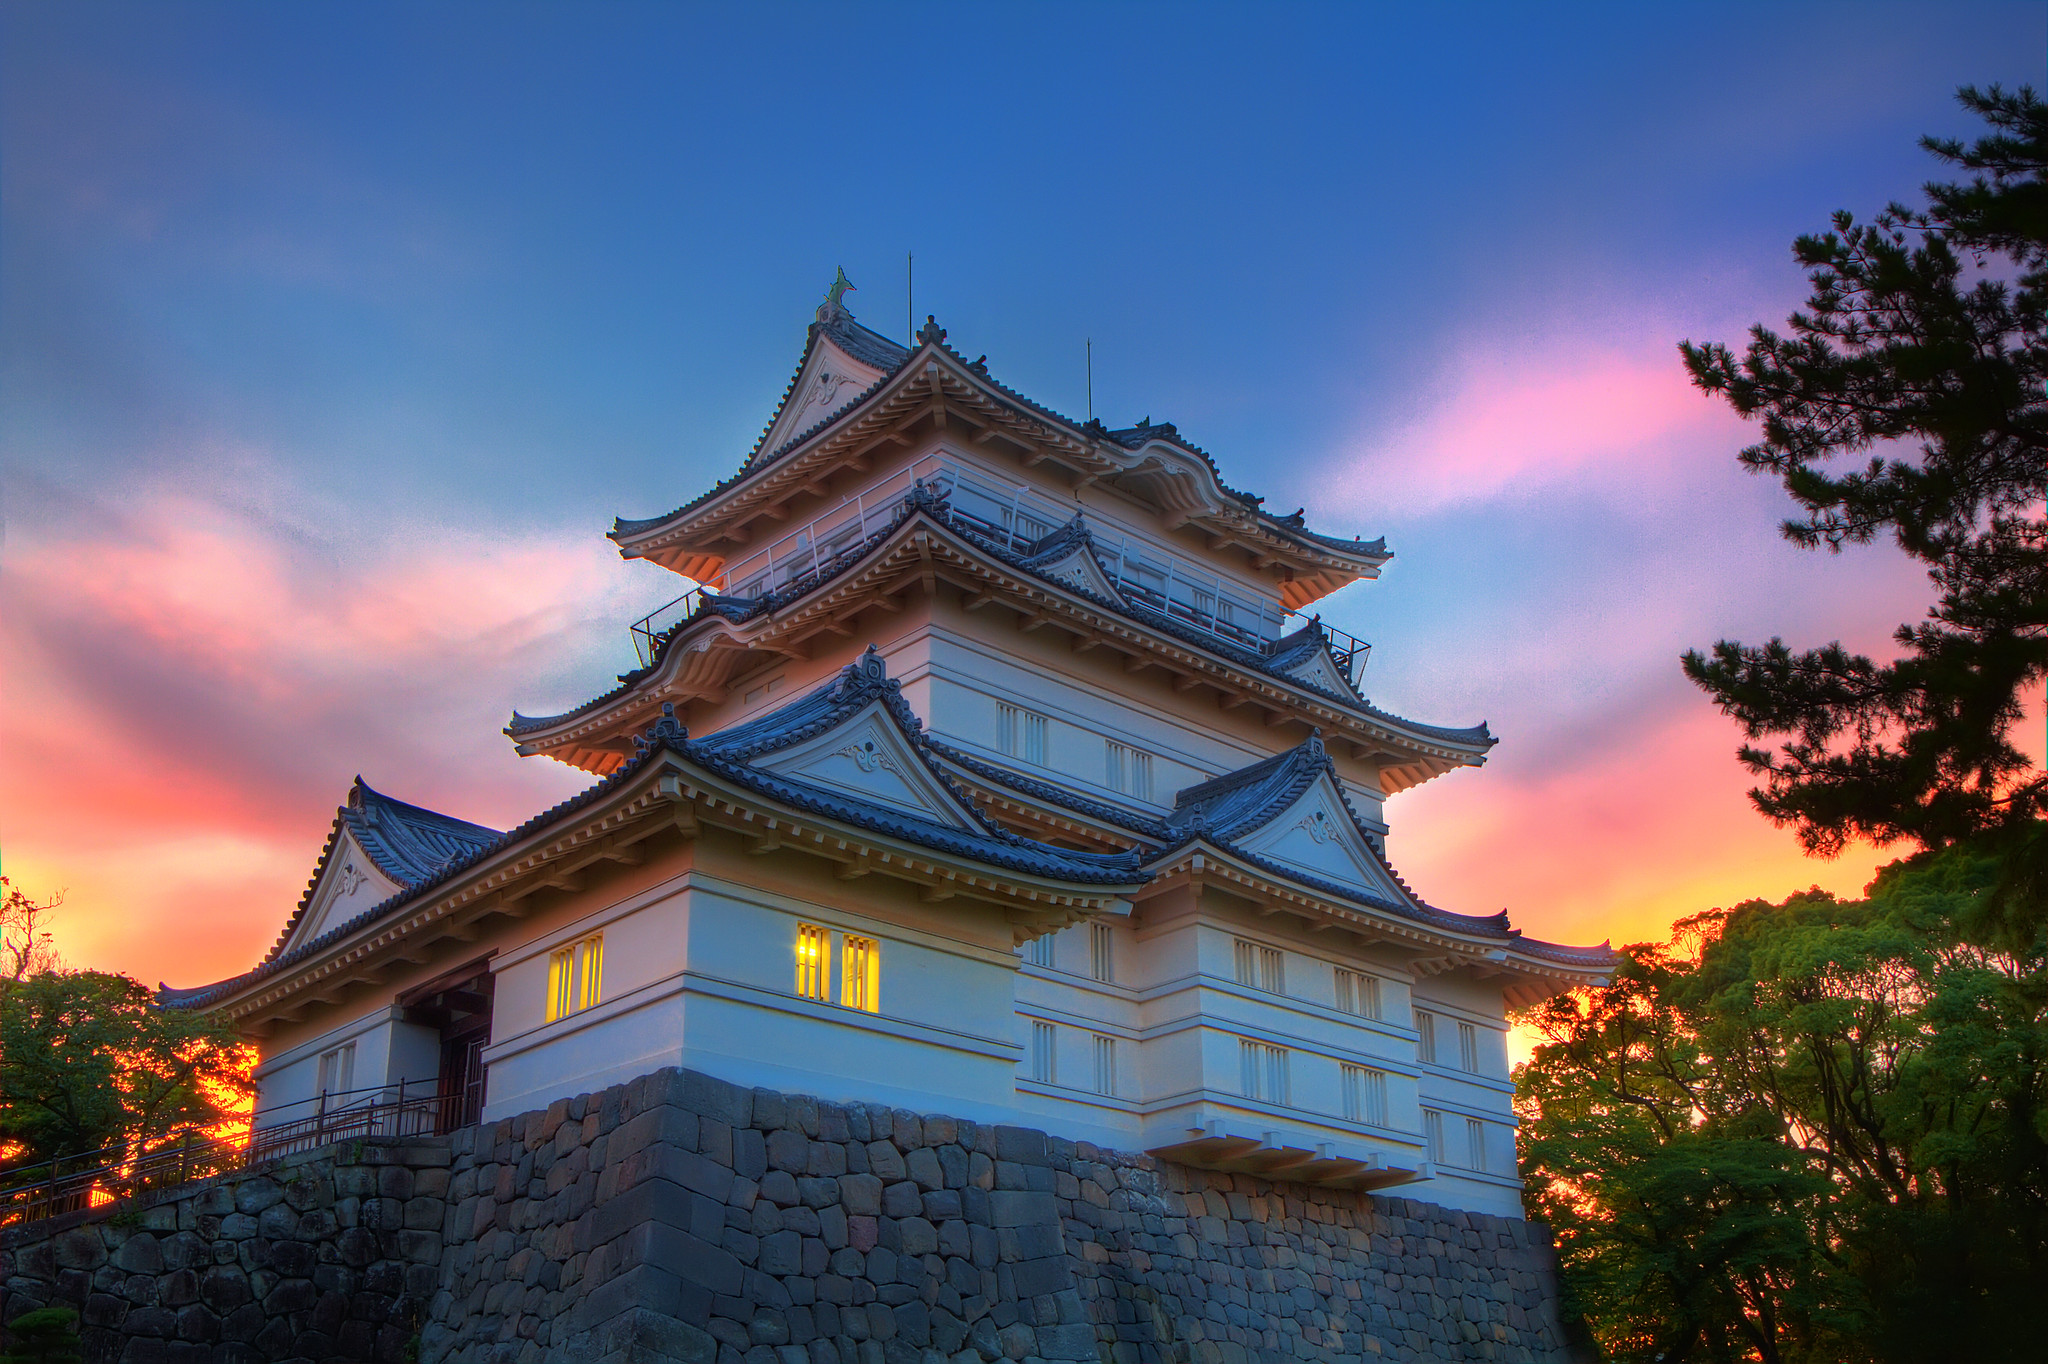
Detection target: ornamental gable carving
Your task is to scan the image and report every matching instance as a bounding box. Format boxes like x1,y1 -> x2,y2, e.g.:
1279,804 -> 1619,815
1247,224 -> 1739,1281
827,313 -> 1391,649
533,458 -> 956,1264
1275,645 -> 1355,697
1233,776 -> 1406,901
753,705 -> 982,830
291,829 -> 405,949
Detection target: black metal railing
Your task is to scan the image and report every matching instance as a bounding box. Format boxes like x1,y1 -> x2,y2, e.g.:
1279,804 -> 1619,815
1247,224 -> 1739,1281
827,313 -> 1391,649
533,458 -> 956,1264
0,1081 -> 458,1227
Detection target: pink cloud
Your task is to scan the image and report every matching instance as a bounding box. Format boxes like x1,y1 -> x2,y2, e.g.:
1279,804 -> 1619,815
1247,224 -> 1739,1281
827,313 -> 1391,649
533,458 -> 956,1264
0,478 -> 658,988
1328,341 -> 1748,515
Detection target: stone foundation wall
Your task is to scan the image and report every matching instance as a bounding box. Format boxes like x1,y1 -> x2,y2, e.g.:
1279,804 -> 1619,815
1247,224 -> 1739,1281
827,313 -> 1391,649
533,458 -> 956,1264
2,1071 -> 1582,1364
0,1138 -> 453,1363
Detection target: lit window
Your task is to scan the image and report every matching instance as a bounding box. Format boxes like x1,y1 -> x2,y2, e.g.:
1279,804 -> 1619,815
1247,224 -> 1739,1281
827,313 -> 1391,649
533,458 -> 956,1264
1466,1118 -> 1488,1173
547,934 -> 605,1022
1023,934 -> 1055,968
1335,969 -> 1381,1019
1457,1021 -> 1480,1073
842,934 -> 880,1013
1415,1009 -> 1439,1064
1092,1035 -> 1118,1096
998,704 -> 1049,766
1423,1108 -> 1446,1164
1106,741 -> 1152,800
316,1041 -> 355,1098
794,923 -> 831,1002
1030,1021 -> 1057,1083
1239,1039 -> 1289,1104
1234,939 -> 1285,994
1089,923 -> 1115,983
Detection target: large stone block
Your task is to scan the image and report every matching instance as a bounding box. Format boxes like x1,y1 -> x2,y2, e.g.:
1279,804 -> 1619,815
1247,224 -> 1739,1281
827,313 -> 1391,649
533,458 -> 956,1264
988,1192 -> 1057,1230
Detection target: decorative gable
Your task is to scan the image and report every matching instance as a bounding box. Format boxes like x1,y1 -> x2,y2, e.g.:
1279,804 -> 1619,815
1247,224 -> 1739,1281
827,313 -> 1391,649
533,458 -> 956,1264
752,700 -> 983,830
1033,540 -> 1124,602
1275,646 -> 1354,697
1232,774 -> 1407,902
753,328 -> 891,463
289,830 -> 405,950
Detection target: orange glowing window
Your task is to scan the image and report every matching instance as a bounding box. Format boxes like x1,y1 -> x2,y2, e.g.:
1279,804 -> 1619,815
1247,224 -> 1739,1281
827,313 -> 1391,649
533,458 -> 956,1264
547,934 -> 604,1022
842,935 -> 879,1013
795,923 -> 831,1001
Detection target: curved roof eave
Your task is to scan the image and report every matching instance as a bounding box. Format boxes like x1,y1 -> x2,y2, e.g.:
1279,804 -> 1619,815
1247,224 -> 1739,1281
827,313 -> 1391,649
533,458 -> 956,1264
172,656 -> 1153,1014
609,337 -> 1391,577
515,496 -> 1493,761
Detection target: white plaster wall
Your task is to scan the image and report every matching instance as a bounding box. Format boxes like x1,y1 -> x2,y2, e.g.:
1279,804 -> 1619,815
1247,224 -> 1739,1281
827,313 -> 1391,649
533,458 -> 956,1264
252,1005 -> 405,1128
479,870 -> 1028,1127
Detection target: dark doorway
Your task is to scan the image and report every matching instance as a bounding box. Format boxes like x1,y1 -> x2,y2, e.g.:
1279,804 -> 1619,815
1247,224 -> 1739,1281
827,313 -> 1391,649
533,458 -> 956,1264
397,959 -> 495,1133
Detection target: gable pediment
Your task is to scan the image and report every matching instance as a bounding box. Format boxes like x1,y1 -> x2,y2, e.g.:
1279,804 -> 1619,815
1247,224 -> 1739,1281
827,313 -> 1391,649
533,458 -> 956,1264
288,830 -> 405,951
1232,775 -> 1406,902
755,333 -> 890,462
751,700 -> 981,830
1276,646 -> 1354,696
1032,542 -> 1125,603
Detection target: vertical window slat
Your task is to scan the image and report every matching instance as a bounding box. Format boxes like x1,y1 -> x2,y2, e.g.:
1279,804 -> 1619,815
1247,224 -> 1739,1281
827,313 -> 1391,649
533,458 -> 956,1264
1092,1035 -> 1117,1096
1089,923 -> 1114,983
1030,1021 -> 1057,1083
795,923 -> 830,1002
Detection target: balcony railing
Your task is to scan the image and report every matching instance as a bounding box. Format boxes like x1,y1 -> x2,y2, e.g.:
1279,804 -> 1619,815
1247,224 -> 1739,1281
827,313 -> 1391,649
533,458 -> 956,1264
0,1081 -> 459,1227
625,454 -> 1371,685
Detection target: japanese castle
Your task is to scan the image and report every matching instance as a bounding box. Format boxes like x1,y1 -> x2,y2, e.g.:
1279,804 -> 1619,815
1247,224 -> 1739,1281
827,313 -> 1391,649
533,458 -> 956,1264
168,280 -> 1612,1219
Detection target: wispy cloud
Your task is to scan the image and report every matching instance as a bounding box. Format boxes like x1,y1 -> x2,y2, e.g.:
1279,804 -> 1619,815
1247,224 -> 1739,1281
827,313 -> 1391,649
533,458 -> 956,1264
0,462 -> 655,986
1324,339 -> 1748,518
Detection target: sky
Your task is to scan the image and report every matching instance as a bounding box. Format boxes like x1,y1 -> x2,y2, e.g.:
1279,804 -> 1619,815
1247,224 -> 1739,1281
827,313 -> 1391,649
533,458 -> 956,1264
3,1 -> 2043,991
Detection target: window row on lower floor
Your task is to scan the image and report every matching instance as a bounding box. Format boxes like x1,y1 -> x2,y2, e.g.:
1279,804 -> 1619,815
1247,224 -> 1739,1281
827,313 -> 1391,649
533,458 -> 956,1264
1020,1024 -> 1501,1174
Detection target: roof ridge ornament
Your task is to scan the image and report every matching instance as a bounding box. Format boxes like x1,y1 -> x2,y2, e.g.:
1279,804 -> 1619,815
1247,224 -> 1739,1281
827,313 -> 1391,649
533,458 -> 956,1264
1304,729 -> 1326,764
901,478 -> 951,516
634,702 -> 689,755
816,267 -> 856,325
916,315 -> 947,346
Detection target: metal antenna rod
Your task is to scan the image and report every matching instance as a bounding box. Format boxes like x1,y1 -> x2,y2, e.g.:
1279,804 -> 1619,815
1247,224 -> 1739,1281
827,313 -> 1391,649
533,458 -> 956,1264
1086,338 -> 1093,421
907,253 -> 914,344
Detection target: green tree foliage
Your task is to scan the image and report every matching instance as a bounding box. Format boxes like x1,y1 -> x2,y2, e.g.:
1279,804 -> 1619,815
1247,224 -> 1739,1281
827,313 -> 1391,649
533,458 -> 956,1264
1518,843 -> 2048,1363
0,971 -> 252,1170
1678,87 -> 2046,873
0,1308 -> 82,1364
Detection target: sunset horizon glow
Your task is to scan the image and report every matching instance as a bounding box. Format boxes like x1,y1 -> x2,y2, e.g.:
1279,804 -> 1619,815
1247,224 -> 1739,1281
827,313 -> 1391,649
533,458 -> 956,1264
4,3 -> 2042,998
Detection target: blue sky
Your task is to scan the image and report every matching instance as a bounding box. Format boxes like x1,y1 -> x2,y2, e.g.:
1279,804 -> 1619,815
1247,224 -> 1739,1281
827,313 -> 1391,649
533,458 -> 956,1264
3,2 -> 2042,982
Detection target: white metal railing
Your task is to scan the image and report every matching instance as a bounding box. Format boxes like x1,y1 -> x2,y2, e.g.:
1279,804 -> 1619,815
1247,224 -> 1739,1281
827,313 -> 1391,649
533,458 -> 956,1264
626,454 -> 1369,681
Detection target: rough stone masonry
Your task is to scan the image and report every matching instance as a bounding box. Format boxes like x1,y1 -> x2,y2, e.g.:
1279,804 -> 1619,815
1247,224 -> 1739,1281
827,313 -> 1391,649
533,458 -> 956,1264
0,1069 -> 1585,1364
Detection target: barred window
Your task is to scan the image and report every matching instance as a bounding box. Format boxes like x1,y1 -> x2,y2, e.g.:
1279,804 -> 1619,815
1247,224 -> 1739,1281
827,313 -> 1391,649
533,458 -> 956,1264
1341,1064 -> 1388,1127
1423,1108 -> 1446,1164
1415,1009 -> 1439,1064
842,935 -> 880,1013
1457,1020 -> 1480,1073
1092,1035 -> 1118,1096
998,704 -> 1049,766
1030,1021 -> 1057,1084
548,934 -> 605,1021
1239,1039 -> 1290,1105
1234,939 -> 1285,994
794,923 -> 830,1002
1335,969 -> 1381,1019
1466,1118 -> 1488,1173
1105,741 -> 1153,800
1089,923 -> 1115,983
1023,934 -> 1055,968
